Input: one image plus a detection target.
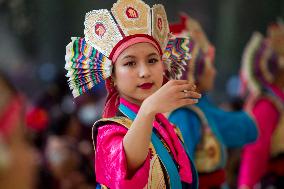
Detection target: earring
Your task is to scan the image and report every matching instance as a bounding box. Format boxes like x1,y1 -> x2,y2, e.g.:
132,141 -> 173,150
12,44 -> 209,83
110,78 -> 116,87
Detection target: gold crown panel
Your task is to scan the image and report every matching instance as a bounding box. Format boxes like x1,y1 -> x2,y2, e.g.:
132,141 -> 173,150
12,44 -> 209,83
84,9 -> 123,57
152,5 -> 169,51
111,0 -> 151,36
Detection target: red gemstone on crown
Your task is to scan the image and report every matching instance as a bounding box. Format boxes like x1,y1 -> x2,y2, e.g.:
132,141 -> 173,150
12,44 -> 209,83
95,23 -> 106,38
126,7 -> 139,18
158,17 -> 163,31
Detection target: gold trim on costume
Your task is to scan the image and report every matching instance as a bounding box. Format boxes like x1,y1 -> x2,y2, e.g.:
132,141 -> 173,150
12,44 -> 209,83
186,105 -> 223,173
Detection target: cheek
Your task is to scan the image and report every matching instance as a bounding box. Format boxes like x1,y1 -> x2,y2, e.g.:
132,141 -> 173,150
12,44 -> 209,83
198,69 -> 210,87
198,75 -> 206,86
202,64 -> 214,79
114,67 -> 136,88
114,66 -> 128,80
209,68 -> 216,80
155,63 -> 164,85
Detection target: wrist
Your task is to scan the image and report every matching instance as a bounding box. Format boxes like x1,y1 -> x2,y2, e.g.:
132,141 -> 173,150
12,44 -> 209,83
140,99 -> 156,118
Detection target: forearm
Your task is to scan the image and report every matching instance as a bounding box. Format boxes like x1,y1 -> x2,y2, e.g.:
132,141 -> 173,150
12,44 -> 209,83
122,80 -> 200,175
123,103 -> 155,175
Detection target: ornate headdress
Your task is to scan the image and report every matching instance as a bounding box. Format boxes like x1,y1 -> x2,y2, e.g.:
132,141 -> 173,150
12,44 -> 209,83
240,21 -> 284,95
170,13 -> 215,83
267,21 -> 284,57
65,0 -> 192,99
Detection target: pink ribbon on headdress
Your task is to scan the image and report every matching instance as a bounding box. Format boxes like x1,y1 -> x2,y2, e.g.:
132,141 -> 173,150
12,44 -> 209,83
102,35 -> 162,118
103,78 -> 120,118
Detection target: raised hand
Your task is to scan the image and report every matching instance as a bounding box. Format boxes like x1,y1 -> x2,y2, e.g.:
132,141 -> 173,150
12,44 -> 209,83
142,80 -> 201,116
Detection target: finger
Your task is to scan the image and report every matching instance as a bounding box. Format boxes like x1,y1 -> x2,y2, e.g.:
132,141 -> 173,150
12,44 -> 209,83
183,91 -> 201,99
178,98 -> 199,106
174,83 -> 197,92
178,91 -> 187,99
177,91 -> 201,99
169,98 -> 198,110
190,84 -> 197,91
170,80 -> 189,85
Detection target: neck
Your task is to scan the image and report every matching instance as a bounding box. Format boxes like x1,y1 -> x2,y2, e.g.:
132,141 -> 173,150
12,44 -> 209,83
272,69 -> 284,89
119,94 -> 143,106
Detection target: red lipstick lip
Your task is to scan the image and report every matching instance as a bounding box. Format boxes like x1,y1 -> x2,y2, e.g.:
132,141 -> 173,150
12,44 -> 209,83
138,83 -> 153,89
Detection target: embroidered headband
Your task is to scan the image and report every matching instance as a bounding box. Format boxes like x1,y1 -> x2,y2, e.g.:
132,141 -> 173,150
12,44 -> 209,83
65,0 -> 192,98
111,36 -> 161,62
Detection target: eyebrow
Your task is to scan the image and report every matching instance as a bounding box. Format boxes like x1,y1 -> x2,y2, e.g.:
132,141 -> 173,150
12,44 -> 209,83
122,53 -> 159,60
148,53 -> 159,57
123,55 -> 135,60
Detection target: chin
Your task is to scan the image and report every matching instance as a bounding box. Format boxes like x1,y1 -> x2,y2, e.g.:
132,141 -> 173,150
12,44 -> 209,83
139,92 -> 155,101
139,94 -> 151,101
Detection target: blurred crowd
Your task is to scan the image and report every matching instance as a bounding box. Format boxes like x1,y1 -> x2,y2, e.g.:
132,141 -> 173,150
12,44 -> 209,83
0,71 -> 106,189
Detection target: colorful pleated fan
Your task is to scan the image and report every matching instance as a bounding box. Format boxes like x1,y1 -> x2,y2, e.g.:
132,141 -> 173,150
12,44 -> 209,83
65,37 -> 112,98
163,35 -> 192,80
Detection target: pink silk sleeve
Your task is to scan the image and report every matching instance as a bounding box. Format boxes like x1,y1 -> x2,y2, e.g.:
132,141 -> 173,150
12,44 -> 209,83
95,124 -> 150,189
238,99 -> 280,188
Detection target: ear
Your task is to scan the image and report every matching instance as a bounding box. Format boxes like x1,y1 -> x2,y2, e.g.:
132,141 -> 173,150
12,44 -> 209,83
111,75 -> 116,86
111,64 -> 117,83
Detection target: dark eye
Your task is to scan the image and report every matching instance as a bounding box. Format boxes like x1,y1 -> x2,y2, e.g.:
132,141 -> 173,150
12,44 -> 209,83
149,58 -> 158,64
124,61 -> 136,66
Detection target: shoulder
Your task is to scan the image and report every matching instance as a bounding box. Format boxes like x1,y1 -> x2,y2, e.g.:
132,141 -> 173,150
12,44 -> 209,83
94,116 -> 132,132
254,97 -> 279,114
170,107 -> 201,120
169,106 -> 203,130
92,117 -> 131,147
252,96 -> 280,124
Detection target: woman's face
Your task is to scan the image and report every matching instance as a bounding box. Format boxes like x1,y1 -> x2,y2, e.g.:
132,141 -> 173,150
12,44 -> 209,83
197,58 -> 217,92
112,42 -> 164,105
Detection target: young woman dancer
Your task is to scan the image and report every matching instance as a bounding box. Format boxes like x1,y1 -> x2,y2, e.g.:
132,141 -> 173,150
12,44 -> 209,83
65,0 -> 201,188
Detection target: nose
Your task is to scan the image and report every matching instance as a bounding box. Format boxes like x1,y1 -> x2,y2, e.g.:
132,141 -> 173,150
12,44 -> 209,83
138,63 -> 151,78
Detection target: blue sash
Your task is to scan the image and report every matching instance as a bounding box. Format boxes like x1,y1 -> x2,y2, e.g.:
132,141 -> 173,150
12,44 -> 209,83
119,103 -> 182,189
